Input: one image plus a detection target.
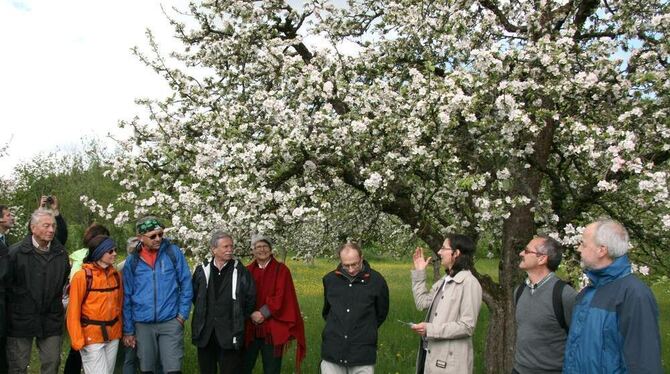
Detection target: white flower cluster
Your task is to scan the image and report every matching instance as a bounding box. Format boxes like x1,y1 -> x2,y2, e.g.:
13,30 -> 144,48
72,0 -> 669,276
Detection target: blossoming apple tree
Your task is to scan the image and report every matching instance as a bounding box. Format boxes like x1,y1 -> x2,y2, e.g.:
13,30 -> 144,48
94,0 -> 669,371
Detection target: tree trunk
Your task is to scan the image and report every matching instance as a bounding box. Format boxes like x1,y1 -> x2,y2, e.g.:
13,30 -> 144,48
482,203 -> 535,373
482,119 -> 556,373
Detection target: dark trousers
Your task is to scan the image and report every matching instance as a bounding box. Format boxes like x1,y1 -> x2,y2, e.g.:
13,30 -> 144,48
242,338 -> 282,374
63,348 -> 82,374
197,334 -> 242,374
0,336 -> 7,374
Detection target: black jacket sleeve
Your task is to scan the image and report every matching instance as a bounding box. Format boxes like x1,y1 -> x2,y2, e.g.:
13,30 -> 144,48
243,268 -> 256,317
191,266 -> 200,304
375,274 -> 390,327
55,214 -> 68,247
322,276 -> 330,320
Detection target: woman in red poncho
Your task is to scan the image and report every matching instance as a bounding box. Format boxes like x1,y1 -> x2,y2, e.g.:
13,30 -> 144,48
242,235 -> 306,374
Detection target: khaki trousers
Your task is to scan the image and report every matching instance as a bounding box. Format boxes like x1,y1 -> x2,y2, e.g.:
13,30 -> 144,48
321,360 -> 375,374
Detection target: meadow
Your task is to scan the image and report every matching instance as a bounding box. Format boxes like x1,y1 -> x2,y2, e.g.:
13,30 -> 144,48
31,257 -> 669,373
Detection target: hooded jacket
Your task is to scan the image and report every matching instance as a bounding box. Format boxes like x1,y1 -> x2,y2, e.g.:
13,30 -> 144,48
122,238 -> 192,335
563,255 -> 662,374
321,260 -> 390,367
67,263 -> 123,350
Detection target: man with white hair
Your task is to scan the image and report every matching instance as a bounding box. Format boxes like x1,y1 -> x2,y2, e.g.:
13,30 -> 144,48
191,230 -> 255,374
563,219 -> 662,374
6,209 -> 70,374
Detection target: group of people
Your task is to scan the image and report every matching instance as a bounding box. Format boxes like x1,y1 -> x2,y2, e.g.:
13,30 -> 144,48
406,219 -> 662,374
0,199 -> 307,374
0,197 -> 664,374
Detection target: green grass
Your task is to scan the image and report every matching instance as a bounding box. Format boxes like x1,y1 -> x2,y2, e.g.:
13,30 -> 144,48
25,258 -> 668,373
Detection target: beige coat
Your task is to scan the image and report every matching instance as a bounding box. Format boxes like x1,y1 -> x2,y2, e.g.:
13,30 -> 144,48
411,269 -> 482,374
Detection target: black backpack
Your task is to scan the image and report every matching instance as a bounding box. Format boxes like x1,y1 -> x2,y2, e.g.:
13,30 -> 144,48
514,278 -> 569,333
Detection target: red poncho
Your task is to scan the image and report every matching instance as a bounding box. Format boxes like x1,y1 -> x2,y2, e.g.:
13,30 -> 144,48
245,256 -> 306,372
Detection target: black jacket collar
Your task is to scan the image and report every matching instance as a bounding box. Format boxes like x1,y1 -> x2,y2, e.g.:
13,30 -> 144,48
16,234 -> 66,255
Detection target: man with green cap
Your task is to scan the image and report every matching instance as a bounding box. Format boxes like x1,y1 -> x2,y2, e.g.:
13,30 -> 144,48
122,216 -> 192,374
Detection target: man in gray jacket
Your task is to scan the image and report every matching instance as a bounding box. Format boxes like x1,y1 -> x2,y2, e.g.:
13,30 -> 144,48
513,235 -> 576,374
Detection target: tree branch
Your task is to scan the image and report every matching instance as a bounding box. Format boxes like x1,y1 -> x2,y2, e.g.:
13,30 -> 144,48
478,0 -> 527,33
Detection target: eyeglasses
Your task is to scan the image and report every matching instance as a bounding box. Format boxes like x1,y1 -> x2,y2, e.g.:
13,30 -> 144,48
107,249 -> 117,254
523,248 -> 545,256
254,244 -> 270,250
144,232 -> 164,240
440,246 -> 454,252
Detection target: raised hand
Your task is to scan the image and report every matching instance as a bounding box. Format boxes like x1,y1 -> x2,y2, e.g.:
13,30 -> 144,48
413,247 -> 431,271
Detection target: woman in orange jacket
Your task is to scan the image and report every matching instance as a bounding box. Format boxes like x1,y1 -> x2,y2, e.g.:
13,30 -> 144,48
67,235 -> 123,374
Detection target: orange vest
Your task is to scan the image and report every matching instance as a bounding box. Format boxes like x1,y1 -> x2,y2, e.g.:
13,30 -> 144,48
66,263 -> 123,350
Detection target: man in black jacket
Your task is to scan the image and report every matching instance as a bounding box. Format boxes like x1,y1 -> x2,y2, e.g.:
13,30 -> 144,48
321,242 -> 390,374
0,204 -> 15,373
6,209 -> 70,374
191,230 -> 256,374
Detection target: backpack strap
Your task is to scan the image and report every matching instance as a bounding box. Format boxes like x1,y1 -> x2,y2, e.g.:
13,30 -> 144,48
81,268 -> 94,307
80,316 -> 119,342
515,277 -> 569,333
82,268 -> 121,305
130,252 -> 140,276
80,268 -> 122,342
130,244 -> 178,276
166,244 -> 178,270
514,282 -> 525,306
553,279 -> 568,333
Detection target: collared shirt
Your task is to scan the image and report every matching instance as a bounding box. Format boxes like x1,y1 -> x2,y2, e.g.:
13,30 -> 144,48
0,234 -> 6,246
212,259 -> 228,274
31,236 -> 51,252
525,272 -> 554,294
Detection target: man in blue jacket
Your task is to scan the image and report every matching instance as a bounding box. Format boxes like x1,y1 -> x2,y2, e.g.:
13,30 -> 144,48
122,217 -> 193,374
563,219 -> 662,374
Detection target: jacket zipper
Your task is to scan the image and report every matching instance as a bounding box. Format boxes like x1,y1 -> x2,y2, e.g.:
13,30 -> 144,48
153,265 -> 157,322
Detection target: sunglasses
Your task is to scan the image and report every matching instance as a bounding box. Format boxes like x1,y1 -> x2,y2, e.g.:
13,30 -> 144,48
144,232 -> 164,240
107,249 -> 117,255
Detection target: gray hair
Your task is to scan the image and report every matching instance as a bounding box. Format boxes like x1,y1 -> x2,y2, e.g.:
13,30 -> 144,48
30,209 -> 55,226
210,230 -> 234,248
536,235 -> 563,272
594,219 -> 629,258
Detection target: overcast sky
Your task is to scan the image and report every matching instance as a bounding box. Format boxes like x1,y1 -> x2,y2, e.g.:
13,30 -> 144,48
0,0 -> 190,177
0,0 -> 353,179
